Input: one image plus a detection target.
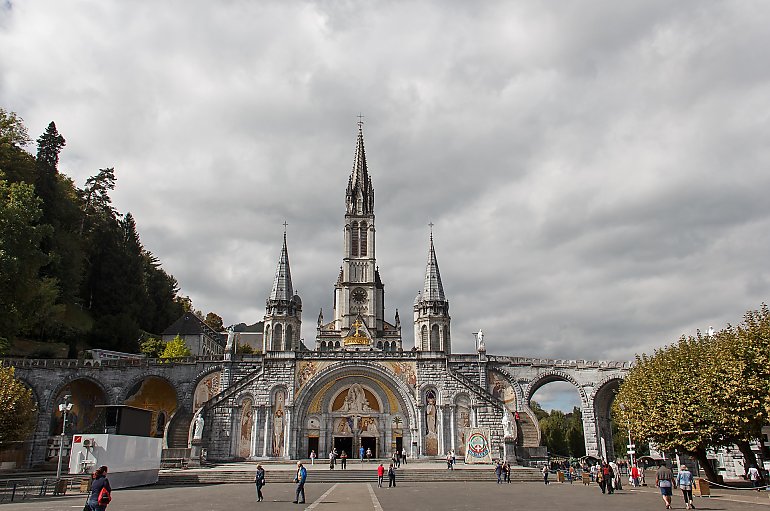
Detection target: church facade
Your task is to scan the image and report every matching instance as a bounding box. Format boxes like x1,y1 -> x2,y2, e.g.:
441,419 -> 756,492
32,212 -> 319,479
198,125 -> 629,463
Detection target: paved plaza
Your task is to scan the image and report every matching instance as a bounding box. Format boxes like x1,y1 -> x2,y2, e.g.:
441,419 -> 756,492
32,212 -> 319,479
3,481 -> 769,511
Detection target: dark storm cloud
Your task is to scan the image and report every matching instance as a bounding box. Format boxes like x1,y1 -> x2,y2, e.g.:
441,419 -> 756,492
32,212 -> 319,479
2,0 -> 769,367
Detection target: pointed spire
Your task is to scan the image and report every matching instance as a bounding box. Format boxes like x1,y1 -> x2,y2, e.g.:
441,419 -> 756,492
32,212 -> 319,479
269,231 -> 294,301
422,232 -> 446,301
346,121 -> 374,214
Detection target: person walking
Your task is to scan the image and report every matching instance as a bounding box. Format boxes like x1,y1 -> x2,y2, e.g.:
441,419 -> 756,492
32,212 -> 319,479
377,463 -> 385,487
293,461 -> 307,504
569,465 -> 576,484
310,450 -> 316,466
401,447 -> 407,465
451,450 -> 456,468
446,452 -> 453,470
87,466 -> 111,511
603,462 -> 615,494
631,465 -> 640,487
748,465 -> 762,491
677,464 -> 695,509
329,449 -> 336,470
609,460 -> 621,491
495,461 -> 503,483
590,463 -> 598,482
394,451 -> 400,468
597,465 -> 606,494
360,446 -> 365,463
505,461 -> 512,483
656,463 -> 675,509
340,450 -> 348,470
366,447 -> 372,461
541,464 -> 549,485
255,464 -> 265,502
388,463 -> 397,488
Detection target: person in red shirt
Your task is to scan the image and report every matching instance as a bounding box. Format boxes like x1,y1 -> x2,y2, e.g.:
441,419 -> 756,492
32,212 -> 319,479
631,465 -> 640,487
377,463 -> 385,487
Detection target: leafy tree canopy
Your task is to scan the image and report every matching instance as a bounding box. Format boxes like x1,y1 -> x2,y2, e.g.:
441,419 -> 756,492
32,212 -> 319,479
0,366 -> 37,442
161,335 -> 192,358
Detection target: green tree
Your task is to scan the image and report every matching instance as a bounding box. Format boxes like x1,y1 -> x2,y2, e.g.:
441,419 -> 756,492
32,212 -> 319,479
0,174 -> 55,341
204,312 -> 224,331
139,337 -> 166,358
0,109 -> 36,184
160,335 -> 192,358
238,343 -> 256,355
0,366 -> 37,442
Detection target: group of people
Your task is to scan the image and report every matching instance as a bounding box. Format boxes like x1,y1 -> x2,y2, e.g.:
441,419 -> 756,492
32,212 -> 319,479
445,450 -> 456,469
495,460 -> 512,483
376,463 -> 398,487
655,463 -> 696,510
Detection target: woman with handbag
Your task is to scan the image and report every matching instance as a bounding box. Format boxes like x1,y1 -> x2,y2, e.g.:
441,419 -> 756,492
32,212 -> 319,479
255,464 -> 265,502
87,466 -> 111,511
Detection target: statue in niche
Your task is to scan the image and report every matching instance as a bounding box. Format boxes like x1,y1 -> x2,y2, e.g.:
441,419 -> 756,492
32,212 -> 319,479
340,383 -> 372,413
337,417 -> 352,434
240,400 -> 254,458
457,407 -> 470,456
425,392 -> 437,434
272,391 -> 285,456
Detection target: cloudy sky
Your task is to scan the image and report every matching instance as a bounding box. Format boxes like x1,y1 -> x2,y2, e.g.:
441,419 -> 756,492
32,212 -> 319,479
2,1 -> 769,408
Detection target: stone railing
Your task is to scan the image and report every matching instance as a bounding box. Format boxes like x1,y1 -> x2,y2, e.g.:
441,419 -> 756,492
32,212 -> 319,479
296,350 -> 418,360
485,356 -> 633,370
1,355 -> 224,369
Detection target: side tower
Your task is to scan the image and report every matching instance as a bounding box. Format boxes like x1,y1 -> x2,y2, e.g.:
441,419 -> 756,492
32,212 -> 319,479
413,233 -> 451,352
263,232 -> 302,352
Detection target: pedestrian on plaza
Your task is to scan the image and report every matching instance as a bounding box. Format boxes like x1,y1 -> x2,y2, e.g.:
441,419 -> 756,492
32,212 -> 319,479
590,463 -> 598,482
360,446 -> 365,463
310,450 -> 316,465
255,464 -> 266,502
676,464 -> 695,509
597,466 -> 606,494
569,465 -> 576,484
401,447 -> 407,465
394,450 -> 400,468
377,463 -> 385,487
748,465 -> 762,491
495,461 -> 503,483
329,449 -> 336,470
505,461 -> 512,483
610,460 -> 621,491
451,449 -> 456,468
366,447 -> 372,461
293,461 -> 307,504
541,464 -> 549,485
631,465 -> 640,487
340,450 -> 348,470
446,452 -> 453,470
603,462 -> 615,494
87,465 -> 111,511
388,463 -> 397,487
656,463 -> 675,509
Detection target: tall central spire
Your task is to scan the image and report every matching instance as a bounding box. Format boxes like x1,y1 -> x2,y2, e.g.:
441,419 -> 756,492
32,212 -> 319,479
269,231 -> 294,301
346,123 -> 374,215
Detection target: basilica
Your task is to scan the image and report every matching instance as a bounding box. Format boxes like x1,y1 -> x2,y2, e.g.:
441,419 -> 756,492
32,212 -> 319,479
8,125 -> 630,470
195,124 -> 628,463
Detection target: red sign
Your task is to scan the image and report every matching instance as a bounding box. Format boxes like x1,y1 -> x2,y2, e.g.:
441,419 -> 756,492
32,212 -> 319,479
73,435 -> 82,443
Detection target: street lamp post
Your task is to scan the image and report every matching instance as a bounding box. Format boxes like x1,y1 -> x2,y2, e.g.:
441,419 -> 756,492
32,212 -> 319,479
56,394 -> 73,482
619,403 -> 636,468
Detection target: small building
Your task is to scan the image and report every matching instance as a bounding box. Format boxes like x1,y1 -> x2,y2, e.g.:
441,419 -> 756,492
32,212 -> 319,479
162,312 -> 225,356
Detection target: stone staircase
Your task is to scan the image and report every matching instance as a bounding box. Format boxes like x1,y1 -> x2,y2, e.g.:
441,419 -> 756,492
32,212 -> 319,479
167,411 -> 193,449
517,412 -> 540,448
157,466 -> 542,485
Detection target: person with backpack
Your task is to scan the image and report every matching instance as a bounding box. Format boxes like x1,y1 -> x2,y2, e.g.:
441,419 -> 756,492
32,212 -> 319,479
293,461 -> 307,504
676,464 -> 695,509
255,464 -> 265,502
87,465 -> 111,511
387,463 -> 397,487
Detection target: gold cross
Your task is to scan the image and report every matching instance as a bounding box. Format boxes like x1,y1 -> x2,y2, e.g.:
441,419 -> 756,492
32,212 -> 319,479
352,319 -> 363,336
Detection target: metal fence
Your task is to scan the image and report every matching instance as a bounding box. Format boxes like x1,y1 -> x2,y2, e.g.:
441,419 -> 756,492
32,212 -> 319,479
0,477 -> 79,504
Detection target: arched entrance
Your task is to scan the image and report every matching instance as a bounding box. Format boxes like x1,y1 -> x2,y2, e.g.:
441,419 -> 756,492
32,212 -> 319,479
526,372 -> 589,457
123,376 -> 178,440
292,363 -> 417,460
50,378 -> 107,436
593,377 -> 624,461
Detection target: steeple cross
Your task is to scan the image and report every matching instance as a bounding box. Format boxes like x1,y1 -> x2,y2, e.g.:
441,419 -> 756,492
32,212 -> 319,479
428,222 -> 434,236
283,221 -> 288,233
357,113 -> 365,129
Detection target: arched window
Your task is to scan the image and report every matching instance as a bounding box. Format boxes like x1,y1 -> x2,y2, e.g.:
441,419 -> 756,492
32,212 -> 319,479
264,325 -> 271,351
377,341 -> 383,350
421,325 -> 428,350
335,341 -> 341,349
273,324 -> 283,351
351,222 -> 359,257
360,223 -> 367,257
430,324 -> 440,351
286,325 -> 293,350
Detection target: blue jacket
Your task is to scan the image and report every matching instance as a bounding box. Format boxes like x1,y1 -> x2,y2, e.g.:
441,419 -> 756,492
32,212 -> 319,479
677,470 -> 694,488
89,475 -> 111,503
296,466 -> 307,484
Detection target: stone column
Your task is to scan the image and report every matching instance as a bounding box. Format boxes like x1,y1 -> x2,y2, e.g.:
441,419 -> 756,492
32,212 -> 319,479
416,406 -> 423,457
449,405 -> 456,451
284,406 -> 292,458
438,405 -> 445,455
262,406 -> 270,458
581,405 -> 601,459
319,414 -> 328,458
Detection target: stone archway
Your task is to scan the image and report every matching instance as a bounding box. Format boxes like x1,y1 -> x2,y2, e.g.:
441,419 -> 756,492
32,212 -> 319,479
123,376 -> 178,439
292,362 -> 418,460
593,376 -> 625,461
49,377 -> 108,437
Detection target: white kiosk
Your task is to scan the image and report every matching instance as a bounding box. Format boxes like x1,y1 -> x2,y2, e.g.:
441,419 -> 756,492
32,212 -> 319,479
68,405 -> 162,488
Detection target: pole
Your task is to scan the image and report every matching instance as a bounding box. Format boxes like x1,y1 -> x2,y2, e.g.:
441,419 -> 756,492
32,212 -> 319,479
56,395 -> 71,481
627,426 -> 635,467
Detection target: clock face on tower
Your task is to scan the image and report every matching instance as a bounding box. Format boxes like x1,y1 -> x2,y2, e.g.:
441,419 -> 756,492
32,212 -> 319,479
351,287 -> 368,304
